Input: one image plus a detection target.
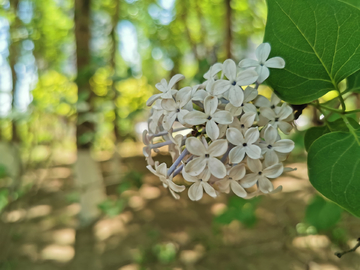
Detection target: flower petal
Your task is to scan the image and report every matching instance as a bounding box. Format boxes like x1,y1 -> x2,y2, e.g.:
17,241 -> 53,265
161,99 -> 176,111
244,86 -> 258,102
270,92 -> 281,106
213,80 -> 231,95
255,43 -> 271,63
254,95 -> 270,108
241,112 -> 256,128
184,111 -> 208,125
212,111 -> 233,125
274,139 -> 294,153
177,87 -> 192,107
241,173 -> 258,188
238,58 -> 259,68
162,112 -> 177,130
223,59 -> 237,81
146,93 -> 162,106
230,180 -> 247,197
258,176 -> 274,193
245,127 -> 259,144
193,89 -> 209,101
206,120 -> 220,141
264,150 -> 279,166
255,65 -> 270,83
207,139 -> 228,156
245,145 -> 261,159
204,95 -> 218,116
278,121 -> 293,135
263,163 -> 283,178
229,164 -> 246,180
226,127 -> 244,145
208,157 -> 227,178
188,182 -> 203,201
177,109 -> 189,124
168,74 -> 185,89
168,180 -> 186,192
229,146 -> 246,164
264,125 -> 278,145
185,137 -> 206,156
185,157 -> 207,176
260,107 -> 276,120
236,69 -> 258,86
182,169 -> 198,183
265,57 -> 285,69
155,78 -> 168,92
229,86 -> 244,107
247,157 -> 262,173
202,182 -> 217,198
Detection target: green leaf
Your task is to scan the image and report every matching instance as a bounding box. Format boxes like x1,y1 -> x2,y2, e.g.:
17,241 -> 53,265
308,130 -> 360,217
305,195 -> 342,231
304,126 -> 329,152
264,0 -> 360,104
304,118 -> 359,151
214,196 -> 260,227
346,69 -> 360,93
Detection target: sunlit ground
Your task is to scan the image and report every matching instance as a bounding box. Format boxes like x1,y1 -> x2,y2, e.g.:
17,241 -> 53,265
0,142 -> 360,270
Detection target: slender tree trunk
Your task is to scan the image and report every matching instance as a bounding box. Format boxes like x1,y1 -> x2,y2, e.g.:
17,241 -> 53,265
224,0 -> 233,59
72,0 -> 105,268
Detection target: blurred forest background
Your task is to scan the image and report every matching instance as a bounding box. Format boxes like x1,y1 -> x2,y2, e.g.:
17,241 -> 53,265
0,0 -> 360,269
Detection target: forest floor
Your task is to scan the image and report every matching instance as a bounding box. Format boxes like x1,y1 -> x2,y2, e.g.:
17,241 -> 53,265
0,143 -> 360,270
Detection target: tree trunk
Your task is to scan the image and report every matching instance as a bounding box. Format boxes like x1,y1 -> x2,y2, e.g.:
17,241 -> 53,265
72,0 -> 105,268
224,0 -> 233,59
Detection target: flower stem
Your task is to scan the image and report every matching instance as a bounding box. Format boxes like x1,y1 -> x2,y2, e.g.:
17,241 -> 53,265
173,155 -> 193,177
150,140 -> 174,149
167,148 -> 189,176
152,127 -> 190,138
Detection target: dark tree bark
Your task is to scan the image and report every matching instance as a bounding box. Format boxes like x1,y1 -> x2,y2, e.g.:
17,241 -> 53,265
75,0 -> 94,150
224,0 -> 233,59
9,0 -> 20,143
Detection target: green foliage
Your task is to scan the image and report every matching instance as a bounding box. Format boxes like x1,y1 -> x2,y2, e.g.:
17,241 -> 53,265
308,130 -> 360,217
152,243 -> 177,264
304,118 -> 360,151
214,196 -> 261,227
264,0 -> 360,104
305,195 -> 343,231
346,69 -> 360,93
0,164 -> 8,179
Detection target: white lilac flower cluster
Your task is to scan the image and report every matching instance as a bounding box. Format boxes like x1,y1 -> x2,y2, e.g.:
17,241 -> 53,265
144,43 -> 295,201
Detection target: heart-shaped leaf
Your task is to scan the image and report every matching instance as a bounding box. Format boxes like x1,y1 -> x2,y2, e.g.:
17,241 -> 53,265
264,0 -> 360,104
308,130 -> 360,217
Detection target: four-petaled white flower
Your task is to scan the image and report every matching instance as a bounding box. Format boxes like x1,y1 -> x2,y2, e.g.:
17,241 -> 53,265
184,96 -> 233,141
215,59 -> 258,107
230,112 -> 257,135
183,168 -> 217,201
161,87 -> 192,130
260,103 -> 293,134
258,125 -> 295,164
146,162 -> 185,199
241,158 -> 283,193
185,137 -> 228,178
217,164 -> 247,198
226,127 -> 261,163
203,63 -> 223,86
225,86 -> 258,116
239,43 -> 285,83
146,74 -> 185,106
255,92 -> 281,109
